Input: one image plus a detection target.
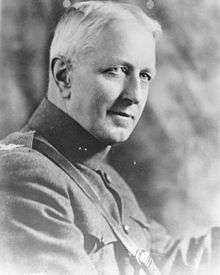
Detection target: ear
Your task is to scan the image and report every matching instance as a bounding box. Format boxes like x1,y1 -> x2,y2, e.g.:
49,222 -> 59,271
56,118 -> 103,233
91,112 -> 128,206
51,56 -> 72,98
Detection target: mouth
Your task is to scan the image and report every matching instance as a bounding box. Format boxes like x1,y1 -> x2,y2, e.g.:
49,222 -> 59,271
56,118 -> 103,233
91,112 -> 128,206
107,110 -> 134,119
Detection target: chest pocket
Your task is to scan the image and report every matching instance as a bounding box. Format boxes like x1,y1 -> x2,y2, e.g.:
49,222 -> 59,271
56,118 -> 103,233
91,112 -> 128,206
74,200 -> 118,254
70,175 -> 150,254
124,215 -> 151,251
83,215 -> 151,256
76,191 -> 152,253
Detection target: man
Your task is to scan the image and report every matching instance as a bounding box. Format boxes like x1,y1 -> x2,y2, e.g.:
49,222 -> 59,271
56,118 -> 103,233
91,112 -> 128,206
0,1 -> 219,275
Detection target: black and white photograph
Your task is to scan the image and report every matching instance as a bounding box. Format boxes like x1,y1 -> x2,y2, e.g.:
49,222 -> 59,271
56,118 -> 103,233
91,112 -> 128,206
0,0 -> 220,274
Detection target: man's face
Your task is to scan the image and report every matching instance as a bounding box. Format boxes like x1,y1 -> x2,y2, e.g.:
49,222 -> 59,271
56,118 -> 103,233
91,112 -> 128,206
67,20 -> 156,144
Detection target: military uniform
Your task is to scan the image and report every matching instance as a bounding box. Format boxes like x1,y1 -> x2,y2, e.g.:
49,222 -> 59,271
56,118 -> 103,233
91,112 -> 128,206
0,98 -> 219,275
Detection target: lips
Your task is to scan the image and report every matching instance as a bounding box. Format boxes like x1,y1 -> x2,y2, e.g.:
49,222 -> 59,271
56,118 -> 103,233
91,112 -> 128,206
107,110 -> 134,119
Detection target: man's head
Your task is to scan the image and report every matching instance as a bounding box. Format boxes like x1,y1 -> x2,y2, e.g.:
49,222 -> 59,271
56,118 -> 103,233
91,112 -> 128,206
48,1 -> 161,144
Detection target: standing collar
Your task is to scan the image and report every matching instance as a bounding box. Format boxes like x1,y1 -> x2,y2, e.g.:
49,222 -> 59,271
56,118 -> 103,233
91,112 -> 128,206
25,97 -> 111,170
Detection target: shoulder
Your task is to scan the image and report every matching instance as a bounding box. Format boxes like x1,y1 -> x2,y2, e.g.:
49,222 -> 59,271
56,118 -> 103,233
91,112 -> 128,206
1,131 -> 49,174
0,130 -> 36,176
0,131 -> 70,198
0,132 -> 74,232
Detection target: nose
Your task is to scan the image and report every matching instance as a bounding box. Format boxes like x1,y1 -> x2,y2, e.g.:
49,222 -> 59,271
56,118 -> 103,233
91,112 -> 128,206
120,75 -> 142,106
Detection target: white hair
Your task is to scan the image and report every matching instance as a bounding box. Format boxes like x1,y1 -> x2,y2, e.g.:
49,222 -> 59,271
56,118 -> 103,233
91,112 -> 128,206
50,1 -> 161,63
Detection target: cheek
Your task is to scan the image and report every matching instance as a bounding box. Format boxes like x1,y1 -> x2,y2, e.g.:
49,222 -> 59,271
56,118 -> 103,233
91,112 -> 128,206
92,80 -> 121,110
138,91 -> 149,115
142,95 -> 149,109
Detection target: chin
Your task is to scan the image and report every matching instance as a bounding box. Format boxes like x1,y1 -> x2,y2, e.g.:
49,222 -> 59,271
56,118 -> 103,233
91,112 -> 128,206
91,125 -> 132,145
102,130 -> 131,145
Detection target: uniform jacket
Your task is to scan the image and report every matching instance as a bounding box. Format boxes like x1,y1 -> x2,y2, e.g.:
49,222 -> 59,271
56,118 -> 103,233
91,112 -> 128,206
0,98 -> 219,275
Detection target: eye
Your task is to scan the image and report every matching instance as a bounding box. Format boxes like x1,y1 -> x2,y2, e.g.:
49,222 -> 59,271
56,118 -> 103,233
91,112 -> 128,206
140,71 -> 152,82
103,66 -> 128,77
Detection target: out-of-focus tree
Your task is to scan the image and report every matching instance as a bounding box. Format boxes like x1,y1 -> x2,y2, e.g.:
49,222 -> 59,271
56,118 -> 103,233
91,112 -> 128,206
1,0 -> 220,237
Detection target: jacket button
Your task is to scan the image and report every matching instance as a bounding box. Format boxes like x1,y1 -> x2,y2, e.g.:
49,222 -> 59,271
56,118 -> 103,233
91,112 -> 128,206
123,224 -> 130,234
104,172 -> 112,184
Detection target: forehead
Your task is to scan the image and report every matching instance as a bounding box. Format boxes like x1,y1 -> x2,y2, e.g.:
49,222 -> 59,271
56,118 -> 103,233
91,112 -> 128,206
81,19 -> 156,72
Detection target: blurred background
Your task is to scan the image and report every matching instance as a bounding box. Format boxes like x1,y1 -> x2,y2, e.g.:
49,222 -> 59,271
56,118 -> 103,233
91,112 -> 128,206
1,0 -> 220,238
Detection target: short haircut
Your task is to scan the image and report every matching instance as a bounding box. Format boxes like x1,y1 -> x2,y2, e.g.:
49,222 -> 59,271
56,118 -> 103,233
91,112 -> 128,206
49,1 -> 162,68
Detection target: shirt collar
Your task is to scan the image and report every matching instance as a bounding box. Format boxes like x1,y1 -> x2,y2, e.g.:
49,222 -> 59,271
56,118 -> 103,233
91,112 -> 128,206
25,97 -> 111,170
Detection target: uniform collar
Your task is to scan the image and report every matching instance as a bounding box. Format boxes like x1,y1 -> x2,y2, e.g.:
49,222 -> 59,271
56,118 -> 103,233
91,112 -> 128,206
25,97 -> 111,170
